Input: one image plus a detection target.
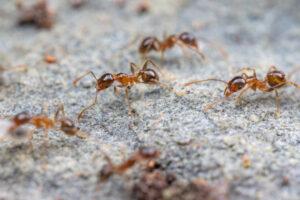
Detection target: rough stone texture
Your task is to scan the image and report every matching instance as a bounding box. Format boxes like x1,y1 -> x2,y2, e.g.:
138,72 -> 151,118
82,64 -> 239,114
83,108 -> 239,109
0,0 -> 299,199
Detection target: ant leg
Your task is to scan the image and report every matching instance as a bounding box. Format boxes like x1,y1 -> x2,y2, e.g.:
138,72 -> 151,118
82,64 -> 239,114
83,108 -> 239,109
130,63 -> 138,74
77,91 -> 98,121
54,104 -> 65,121
160,51 -> 165,64
114,86 -> 120,96
142,59 -> 162,71
73,71 -> 97,86
274,90 -> 281,118
235,86 -> 251,105
125,87 -> 133,116
176,41 -> 206,61
184,78 -> 227,87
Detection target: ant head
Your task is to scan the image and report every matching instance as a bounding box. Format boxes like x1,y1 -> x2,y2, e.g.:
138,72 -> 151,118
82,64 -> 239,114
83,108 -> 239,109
139,68 -> 159,84
138,147 -> 160,159
178,32 -> 198,48
98,164 -> 113,182
97,73 -> 114,91
13,111 -> 31,125
60,118 -> 79,136
266,70 -> 286,87
224,76 -> 247,97
139,37 -> 160,53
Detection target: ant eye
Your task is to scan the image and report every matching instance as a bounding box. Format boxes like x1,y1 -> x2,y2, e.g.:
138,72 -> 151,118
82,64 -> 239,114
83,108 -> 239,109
267,70 -> 285,87
141,69 -> 159,83
179,32 -> 197,47
228,76 -> 246,93
97,73 -> 114,90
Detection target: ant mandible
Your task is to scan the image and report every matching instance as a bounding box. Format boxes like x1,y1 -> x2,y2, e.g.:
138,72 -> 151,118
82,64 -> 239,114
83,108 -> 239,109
0,105 -> 86,142
184,66 -> 300,116
98,146 -> 160,182
73,60 -> 175,120
139,32 -> 206,61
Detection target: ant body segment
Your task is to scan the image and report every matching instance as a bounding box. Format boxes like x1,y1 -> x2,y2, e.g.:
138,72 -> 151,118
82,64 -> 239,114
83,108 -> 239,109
73,60 -> 176,120
184,66 -> 300,116
98,146 -> 160,182
139,32 -> 205,61
0,105 -> 86,142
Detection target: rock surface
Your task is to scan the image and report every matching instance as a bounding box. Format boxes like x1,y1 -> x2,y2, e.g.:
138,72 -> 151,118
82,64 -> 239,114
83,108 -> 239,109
0,0 -> 299,199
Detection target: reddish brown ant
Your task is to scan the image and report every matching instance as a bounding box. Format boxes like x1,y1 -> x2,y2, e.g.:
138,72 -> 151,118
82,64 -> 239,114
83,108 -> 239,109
98,146 -> 160,182
16,0 -> 55,29
184,66 -> 300,116
0,105 -> 86,142
73,60 -> 177,120
139,32 -> 205,61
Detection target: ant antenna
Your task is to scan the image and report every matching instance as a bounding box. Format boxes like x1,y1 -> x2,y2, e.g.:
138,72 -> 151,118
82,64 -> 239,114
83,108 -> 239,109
184,78 -> 227,87
77,92 -> 98,121
73,71 -> 100,121
142,59 -> 163,72
73,71 -> 98,86
54,104 -> 65,121
176,41 -> 206,61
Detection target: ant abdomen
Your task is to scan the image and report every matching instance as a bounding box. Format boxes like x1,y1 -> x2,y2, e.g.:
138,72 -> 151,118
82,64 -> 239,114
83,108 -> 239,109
266,70 -> 286,87
97,73 -> 114,90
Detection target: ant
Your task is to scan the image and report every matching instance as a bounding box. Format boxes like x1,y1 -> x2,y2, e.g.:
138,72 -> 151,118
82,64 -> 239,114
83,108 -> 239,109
0,105 -> 86,142
16,0 -> 55,29
139,32 -> 206,61
98,146 -> 160,182
184,66 -> 300,116
73,60 -> 176,120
